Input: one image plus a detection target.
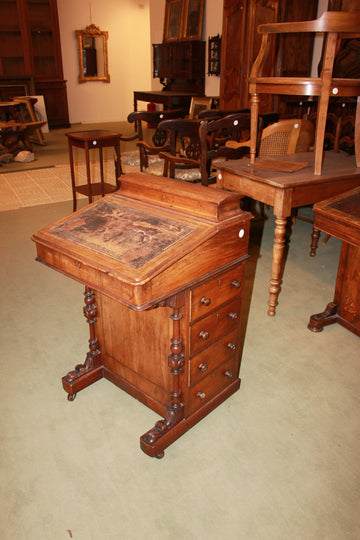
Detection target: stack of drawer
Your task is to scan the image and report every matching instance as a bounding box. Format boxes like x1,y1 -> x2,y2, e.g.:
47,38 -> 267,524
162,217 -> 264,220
188,263 -> 245,415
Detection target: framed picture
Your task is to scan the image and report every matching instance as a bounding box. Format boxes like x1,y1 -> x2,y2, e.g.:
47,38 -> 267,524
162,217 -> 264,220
189,96 -> 213,119
163,0 -> 184,42
182,0 -> 204,40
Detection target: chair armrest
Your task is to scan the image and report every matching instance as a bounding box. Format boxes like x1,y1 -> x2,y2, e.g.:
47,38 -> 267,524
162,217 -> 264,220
159,152 -> 199,168
225,140 -> 251,150
137,141 -> 170,154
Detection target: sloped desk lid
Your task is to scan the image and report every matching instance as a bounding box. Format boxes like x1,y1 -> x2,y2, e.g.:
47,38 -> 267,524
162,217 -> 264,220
32,174 -> 251,309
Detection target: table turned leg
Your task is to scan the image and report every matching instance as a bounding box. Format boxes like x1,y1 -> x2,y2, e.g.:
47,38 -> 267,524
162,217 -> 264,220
68,141 -> 77,212
62,287 -> 103,400
268,216 -> 287,316
310,226 -> 321,257
85,143 -> 92,204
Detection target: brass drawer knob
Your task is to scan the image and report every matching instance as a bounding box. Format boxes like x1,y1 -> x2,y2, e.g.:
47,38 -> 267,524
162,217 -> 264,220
201,296 -> 211,306
197,392 -> 206,400
225,370 -> 233,379
227,342 -> 236,351
231,280 -> 241,288
198,362 -> 208,373
199,330 -> 209,340
229,312 -> 238,319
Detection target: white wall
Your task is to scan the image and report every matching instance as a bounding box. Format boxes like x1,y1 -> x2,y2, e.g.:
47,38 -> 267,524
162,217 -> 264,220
58,0 -> 223,124
57,0 -> 152,124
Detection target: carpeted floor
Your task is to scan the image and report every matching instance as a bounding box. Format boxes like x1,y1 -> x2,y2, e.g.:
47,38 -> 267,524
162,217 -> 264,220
1,196 -> 359,540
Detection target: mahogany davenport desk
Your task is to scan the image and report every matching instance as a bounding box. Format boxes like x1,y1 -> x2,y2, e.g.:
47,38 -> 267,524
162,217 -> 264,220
32,174 -> 252,458
308,187 -> 360,337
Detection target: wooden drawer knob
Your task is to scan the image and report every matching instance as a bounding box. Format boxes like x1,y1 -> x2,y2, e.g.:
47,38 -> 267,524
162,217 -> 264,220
227,342 -> 236,351
201,296 -> 211,306
231,280 -> 241,288
198,362 -> 208,373
199,330 -> 209,340
197,392 -> 206,400
229,312 -> 238,319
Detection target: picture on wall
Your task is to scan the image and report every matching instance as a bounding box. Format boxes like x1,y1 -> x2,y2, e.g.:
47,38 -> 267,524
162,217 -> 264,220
163,0 -> 204,42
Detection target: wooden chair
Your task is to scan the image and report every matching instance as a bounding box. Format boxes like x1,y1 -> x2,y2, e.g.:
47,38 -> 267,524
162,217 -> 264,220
248,11 -> 360,175
157,118 -> 203,182
158,114 -> 253,184
198,114 -> 254,186
120,109 -> 187,170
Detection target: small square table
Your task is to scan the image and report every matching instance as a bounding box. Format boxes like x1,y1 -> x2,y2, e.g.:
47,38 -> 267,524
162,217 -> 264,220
66,130 -> 122,211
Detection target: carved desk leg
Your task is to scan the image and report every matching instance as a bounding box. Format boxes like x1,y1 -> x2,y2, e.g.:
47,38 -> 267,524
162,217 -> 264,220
308,302 -> 338,332
140,293 -> 185,458
62,287 -> 103,401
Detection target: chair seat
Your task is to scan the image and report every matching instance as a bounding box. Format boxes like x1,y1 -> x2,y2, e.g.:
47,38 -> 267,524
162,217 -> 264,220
249,77 -> 360,97
121,150 -> 162,167
144,161 -> 201,182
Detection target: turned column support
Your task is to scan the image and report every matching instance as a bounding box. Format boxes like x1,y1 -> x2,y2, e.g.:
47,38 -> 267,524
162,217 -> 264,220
62,287 -> 103,400
140,292 -> 186,458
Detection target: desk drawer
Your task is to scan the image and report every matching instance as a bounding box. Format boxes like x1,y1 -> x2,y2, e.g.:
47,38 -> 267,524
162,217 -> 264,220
188,357 -> 237,415
189,328 -> 239,386
190,297 -> 242,356
190,265 -> 244,321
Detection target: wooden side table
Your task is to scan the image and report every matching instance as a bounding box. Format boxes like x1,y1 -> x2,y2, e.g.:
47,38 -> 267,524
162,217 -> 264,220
308,187 -> 360,337
66,130 -> 122,211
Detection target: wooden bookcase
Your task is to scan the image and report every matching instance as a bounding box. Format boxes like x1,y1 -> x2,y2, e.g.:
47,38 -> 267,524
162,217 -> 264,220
0,0 -> 69,128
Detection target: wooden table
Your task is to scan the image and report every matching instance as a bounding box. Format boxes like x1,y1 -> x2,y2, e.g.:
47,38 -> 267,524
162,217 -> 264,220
134,91 -> 201,112
216,152 -> 360,316
66,130 -> 122,212
308,187 -> 360,337
32,174 -> 252,458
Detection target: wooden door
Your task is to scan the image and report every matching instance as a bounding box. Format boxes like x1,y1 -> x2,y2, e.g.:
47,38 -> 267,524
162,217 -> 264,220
220,0 -> 280,110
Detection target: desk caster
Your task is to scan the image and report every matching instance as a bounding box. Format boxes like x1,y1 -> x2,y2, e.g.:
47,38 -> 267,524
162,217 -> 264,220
67,393 -> 76,402
155,451 -> 165,459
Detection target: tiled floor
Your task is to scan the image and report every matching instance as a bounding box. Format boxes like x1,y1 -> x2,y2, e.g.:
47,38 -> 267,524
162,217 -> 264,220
0,160 -> 139,212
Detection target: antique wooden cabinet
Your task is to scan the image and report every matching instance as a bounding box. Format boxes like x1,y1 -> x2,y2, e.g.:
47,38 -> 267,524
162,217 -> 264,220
220,0 -> 319,112
32,174 -> 252,457
0,0 -> 69,128
153,40 -> 205,94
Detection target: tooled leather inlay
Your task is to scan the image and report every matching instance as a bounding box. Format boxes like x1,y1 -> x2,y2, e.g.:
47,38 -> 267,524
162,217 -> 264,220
329,192 -> 360,218
49,200 -> 196,268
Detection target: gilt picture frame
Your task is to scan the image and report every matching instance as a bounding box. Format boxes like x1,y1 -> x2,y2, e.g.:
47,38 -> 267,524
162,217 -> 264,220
163,0 -> 184,42
182,0 -> 204,40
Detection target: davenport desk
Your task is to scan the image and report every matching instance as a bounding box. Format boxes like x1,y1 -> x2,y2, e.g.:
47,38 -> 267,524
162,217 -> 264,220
32,174 -> 252,458
216,152 -> 360,316
308,187 -> 360,337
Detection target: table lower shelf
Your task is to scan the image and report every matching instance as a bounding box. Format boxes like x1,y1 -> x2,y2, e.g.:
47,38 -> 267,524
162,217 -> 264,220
75,182 -> 119,198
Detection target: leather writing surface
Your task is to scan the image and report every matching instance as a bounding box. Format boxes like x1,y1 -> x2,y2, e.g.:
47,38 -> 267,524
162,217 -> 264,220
49,199 -> 196,269
329,192 -> 360,219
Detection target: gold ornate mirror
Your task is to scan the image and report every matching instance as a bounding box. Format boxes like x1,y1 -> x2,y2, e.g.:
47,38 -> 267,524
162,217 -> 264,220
75,24 -> 110,83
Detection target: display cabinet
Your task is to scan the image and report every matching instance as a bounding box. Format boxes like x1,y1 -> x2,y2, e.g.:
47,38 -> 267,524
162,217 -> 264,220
153,40 -> 205,94
0,0 -> 69,128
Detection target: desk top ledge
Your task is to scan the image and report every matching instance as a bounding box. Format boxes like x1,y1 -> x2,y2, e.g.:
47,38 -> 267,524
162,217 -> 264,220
116,173 -> 249,223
